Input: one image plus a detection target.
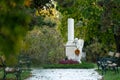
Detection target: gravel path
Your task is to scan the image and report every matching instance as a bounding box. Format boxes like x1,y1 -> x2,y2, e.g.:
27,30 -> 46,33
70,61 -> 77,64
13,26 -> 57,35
26,69 -> 103,80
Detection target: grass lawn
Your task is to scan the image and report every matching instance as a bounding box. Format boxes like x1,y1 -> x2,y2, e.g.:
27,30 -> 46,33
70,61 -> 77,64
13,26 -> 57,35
0,69 -> 31,80
96,68 -> 120,80
41,62 -> 95,69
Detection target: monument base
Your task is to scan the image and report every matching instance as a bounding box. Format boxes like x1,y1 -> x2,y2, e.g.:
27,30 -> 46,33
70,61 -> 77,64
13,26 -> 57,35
65,41 -> 82,63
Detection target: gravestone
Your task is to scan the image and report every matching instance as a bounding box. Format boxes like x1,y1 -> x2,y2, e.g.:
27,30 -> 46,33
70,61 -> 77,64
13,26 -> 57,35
65,18 -> 84,63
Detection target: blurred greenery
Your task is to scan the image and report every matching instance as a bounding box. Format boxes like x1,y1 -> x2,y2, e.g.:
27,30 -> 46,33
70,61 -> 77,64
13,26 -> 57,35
0,0 -> 31,65
21,26 -> 65,66
56,0 -> 120,62
0,0 -> 56,65
0,0 -> 120,66
0,69 -> 30,80
97,69 -> 120,80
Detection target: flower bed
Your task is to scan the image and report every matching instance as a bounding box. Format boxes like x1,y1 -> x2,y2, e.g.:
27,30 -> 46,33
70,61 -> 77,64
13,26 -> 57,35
59,59 -> 79,64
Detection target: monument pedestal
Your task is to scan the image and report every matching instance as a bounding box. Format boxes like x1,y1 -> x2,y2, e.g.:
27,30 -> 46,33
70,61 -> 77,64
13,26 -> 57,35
66,41 -> 82,63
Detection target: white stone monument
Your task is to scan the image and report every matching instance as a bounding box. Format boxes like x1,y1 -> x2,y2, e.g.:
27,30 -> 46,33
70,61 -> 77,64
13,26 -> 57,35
65,18 -> 84,63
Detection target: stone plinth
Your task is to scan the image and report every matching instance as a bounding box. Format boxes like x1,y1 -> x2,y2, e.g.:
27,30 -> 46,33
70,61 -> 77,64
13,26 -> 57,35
65,43 -> 76,60
66,42 -> 82,63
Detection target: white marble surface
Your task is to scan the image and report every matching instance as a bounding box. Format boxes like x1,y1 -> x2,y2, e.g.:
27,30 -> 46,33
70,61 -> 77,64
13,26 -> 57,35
26,69 -> 103,80
68,18 -> 74,41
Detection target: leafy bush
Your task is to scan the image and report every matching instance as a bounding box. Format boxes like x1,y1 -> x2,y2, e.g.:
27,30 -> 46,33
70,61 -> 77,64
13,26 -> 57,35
21,27 -> 65,66
84,38 -> 115,62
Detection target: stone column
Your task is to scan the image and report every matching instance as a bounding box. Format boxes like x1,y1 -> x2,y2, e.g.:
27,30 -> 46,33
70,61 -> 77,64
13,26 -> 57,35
66,18 -> 76,60
68,18 -> 74,42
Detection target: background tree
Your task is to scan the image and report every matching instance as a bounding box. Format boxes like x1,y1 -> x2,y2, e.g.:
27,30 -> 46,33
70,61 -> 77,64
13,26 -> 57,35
98,0 -> 120,52
0,0 -> 53,64
20,0 -> 64,65
21,26 -> 65,65
55,0 -> 118,61
0,0 -> 31,64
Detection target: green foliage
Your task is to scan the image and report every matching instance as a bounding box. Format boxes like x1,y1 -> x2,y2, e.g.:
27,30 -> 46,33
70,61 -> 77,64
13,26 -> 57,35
85,37 -> 116,62
56,0 -> 119,61
85,39 -> 107,62
21,26 -> 65,66
98,0 -> 120,52
97,69 -> 120,80
0,0 -> 31,57
29,0 -> 58,29
56,0 -> 103,42
99,0 -> 120,33
0,70 -> 30,80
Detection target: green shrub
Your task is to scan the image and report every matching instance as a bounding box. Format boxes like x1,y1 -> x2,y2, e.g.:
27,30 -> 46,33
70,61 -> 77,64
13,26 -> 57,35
21,27 -> 65,66
0,70 -> 30,80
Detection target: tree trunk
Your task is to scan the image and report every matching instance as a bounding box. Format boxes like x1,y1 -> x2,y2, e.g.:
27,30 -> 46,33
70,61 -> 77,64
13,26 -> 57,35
114,34 -> 120,52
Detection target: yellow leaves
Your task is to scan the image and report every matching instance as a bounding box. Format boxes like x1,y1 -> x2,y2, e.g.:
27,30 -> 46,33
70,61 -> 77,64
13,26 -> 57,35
37,9 -> 51,16
91,2 -> 96,6
10,1 -> 16,7
36,8 -> 59,19
24,0 -> 31,7
35,10 -> 40,16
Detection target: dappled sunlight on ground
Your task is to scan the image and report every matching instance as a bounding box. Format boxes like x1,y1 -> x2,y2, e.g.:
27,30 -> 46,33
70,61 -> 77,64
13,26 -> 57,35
26,69 -> 103,80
